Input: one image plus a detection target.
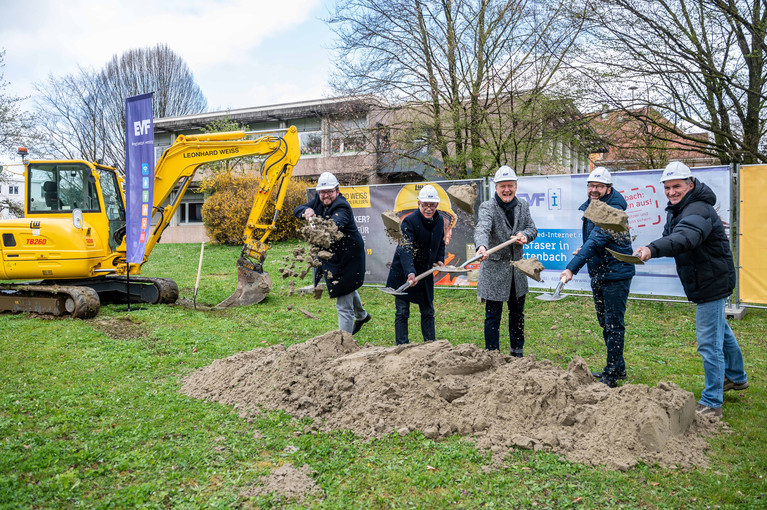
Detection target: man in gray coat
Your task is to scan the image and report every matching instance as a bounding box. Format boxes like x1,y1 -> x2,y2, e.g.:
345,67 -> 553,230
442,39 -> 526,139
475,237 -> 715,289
474,166 -> 538,356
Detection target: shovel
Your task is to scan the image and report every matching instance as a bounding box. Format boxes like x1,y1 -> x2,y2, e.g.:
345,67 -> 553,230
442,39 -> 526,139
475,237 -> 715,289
536,277 -> 567,302
379,265 -> 448,296
606,247 -> 645,265
439,235 -> 521,273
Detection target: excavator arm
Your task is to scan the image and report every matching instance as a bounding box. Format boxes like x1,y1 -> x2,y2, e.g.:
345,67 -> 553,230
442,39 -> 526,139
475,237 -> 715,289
118,126 -> 301,305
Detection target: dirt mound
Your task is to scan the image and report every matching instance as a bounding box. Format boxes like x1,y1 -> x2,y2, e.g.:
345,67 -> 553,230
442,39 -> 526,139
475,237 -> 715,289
92,316 -> 149,340
181,332 -> 721,471
240,463 -> 322,503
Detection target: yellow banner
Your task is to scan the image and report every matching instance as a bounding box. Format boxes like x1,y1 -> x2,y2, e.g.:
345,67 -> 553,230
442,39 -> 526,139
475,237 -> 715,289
340,186 -> 371,208
739,165 -> 767,304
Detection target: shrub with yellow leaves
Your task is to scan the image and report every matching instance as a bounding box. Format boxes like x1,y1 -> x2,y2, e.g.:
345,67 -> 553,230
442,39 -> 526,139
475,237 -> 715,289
201,171 -> 312,245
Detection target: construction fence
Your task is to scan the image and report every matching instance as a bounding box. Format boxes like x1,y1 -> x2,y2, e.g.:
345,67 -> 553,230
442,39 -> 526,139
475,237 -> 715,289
336,164 -> 764,306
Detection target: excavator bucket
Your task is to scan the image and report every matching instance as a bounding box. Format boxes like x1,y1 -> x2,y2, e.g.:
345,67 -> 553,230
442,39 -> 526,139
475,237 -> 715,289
217,258 -> 273,308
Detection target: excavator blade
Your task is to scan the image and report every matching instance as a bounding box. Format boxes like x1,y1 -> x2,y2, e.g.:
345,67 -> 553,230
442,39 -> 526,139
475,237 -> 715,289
216,258 -> 273,308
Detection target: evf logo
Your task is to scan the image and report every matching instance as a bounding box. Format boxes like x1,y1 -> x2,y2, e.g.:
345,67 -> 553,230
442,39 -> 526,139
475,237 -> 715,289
134,119 -> 152,136
518,193 -> 545,207
548,188 -> 562,210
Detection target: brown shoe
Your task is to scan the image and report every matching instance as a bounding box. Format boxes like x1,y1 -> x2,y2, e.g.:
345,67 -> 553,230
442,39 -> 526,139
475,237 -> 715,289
723,377 -> 749,392
695,403 -> 722,417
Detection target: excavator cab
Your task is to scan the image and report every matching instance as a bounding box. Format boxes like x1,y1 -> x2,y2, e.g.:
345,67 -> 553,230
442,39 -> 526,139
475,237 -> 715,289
25,162 -> 126,253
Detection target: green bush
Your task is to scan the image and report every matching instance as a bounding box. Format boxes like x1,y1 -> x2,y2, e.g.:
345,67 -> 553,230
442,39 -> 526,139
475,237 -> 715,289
201,172 -> 312,245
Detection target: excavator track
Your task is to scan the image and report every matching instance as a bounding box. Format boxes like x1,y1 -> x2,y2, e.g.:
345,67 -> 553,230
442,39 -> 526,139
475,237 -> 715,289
41,276 -> 180,305
0,284 -> 100,319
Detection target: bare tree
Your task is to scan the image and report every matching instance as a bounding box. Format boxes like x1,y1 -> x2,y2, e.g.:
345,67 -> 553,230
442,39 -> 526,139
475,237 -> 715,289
571,0 -> 767,164
0,50 -> 36,154
327,0 -> 587,178
32,44 -> 207,169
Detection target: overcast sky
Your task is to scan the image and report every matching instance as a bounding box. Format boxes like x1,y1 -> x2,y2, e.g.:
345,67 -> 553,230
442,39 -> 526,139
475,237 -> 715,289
0,0 -> 337,114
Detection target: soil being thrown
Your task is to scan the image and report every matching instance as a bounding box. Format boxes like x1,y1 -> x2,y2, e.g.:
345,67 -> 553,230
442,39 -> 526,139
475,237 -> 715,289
583,199 -> 630,233
181,331 -> 721,471
511,256 -> 545,282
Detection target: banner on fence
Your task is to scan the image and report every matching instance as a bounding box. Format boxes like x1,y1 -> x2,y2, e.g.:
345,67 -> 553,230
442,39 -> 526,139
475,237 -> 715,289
739,164 -> 767,304
333,166 -> 730,297
518,166 -> 731,297
335,179 -> 485,285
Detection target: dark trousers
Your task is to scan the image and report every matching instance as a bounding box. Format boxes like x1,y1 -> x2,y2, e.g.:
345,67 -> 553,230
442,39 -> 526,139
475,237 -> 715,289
592,278 -> 631,380
394,297 -> 436,345
484,294 -> 526,355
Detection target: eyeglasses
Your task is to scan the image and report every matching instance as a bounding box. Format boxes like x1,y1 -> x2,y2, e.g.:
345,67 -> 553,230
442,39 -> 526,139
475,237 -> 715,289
318,190 -> 337,196
587,183 -> 607,189
420,202 -> 438,209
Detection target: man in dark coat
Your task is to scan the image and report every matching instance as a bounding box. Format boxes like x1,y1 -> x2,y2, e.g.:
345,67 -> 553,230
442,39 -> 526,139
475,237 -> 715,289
636,161 -> 748,418
386,185 -> 446,344
561,167 -> 635,388
474,165 -> 538,356
294,172 -> 371,334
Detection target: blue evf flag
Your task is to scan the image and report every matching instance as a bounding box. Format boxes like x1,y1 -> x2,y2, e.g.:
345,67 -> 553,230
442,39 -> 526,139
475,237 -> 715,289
124,93 -> 155,264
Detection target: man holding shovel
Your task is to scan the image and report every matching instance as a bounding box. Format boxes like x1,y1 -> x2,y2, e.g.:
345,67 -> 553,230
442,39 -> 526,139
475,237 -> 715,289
475,166 -> 537,356
560,167 -> 635,388
294,172 -> 371,335
635,161 -> 748,417
386,185 -> 446,344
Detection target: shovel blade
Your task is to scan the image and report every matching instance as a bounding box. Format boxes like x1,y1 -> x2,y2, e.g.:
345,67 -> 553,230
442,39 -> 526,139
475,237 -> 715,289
438,265 -> 470,273
536,293 -> 567,301
379,286 -> 407,296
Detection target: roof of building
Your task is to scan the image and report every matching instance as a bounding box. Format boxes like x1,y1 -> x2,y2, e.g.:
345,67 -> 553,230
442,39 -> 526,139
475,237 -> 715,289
154,96 -> 382,133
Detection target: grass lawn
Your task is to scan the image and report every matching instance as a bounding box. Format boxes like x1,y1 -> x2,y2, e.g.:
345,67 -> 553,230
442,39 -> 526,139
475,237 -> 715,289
1,241 -> 765,508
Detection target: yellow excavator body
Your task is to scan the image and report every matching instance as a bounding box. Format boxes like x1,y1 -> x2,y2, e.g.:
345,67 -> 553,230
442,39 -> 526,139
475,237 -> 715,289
0,127 -> 301,317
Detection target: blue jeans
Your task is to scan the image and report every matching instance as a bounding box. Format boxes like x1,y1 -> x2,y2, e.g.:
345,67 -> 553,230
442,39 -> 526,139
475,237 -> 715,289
592,278 -> 631,380
336,290 -> 367,333
394,297 -> 435,344
484,294 -> 525,355
696,298 -> 748,408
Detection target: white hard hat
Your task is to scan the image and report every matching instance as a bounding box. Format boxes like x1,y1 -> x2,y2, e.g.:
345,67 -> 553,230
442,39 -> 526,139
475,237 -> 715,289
587,166 -> 612,185
660,161 -> 693,182
417,184 -> 441,204
316,172 -> 340,191
494,165 -> 517,183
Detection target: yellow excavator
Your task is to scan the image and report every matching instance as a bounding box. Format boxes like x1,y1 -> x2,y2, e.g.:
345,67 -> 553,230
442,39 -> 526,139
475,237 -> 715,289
0,126 -> 301,318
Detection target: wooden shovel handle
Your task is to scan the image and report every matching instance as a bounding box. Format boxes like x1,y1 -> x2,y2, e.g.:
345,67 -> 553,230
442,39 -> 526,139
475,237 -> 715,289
395,264 -> 444,292
461,235 -> 520,268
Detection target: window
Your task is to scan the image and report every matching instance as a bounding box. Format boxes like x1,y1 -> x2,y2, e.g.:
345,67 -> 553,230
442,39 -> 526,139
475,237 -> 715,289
8,185 -> 19,195
331,117 -> 367,155
27,163 -> 99,213
299,131 -> 322,156
179,202 -> 203,224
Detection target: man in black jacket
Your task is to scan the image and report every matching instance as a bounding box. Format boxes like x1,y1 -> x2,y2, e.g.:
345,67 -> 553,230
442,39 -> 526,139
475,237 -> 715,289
294,172 -> 371,335
385,184 -> 446,344
636,161 -> 748,417
561,167 -> 635,388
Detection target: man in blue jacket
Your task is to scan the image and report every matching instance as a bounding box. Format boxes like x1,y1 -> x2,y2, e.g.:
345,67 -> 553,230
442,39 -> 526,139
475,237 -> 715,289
294,172 -> 371,335
636,161 -> 748,417
386,185 -> 446,344
561,167 -> 635,388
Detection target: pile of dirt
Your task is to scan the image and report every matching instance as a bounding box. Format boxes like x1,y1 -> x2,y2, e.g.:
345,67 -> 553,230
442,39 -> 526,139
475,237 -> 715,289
446,183 -> 478,214
240,464 -> 323,503
512,256 -> 545,281
181,332 -> 722,471
584,199 -> 630,232
92,316 -> 149,340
